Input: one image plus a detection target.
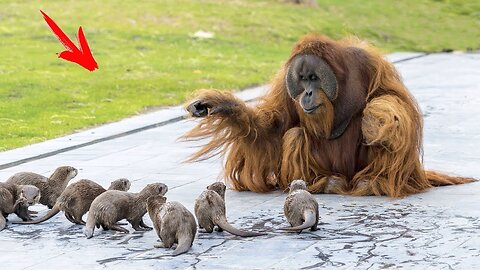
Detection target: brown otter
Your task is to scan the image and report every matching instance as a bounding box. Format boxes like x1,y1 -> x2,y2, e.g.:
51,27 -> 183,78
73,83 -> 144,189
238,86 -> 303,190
195,182 -> 266,237
0,183 -> 40,231
6,166 -> 78,209
281,179 -> 319,232
13,178 -> 131,225
84,183 -> 168,238
147,195 -> 197,256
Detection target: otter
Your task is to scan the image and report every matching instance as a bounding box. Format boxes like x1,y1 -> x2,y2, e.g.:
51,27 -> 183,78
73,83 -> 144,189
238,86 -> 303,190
107,178 -> 131,191
84,183 -> 168,238
147,195 -> 197,256
281,179 -> 319,232
6,166 -> 78,209
14,178 -> 131,225
0,183 -> 40,230
195,182 -> 266,237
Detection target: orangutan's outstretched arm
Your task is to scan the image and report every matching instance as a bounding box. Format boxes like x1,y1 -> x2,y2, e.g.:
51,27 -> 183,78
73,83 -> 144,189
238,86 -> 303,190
184,89 -> 281,158
182,89 -> 287,192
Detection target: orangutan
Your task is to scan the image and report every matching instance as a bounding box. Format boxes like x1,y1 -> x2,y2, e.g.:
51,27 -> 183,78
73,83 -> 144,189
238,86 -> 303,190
182,33 -> 475,197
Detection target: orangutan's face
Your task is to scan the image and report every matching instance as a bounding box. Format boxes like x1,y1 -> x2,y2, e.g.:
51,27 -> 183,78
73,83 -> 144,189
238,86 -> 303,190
285,54 -> 338,114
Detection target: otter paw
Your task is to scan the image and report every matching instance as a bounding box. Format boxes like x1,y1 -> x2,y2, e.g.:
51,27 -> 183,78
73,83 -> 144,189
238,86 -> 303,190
154,243 -> 165,248
134,227 -> 152,232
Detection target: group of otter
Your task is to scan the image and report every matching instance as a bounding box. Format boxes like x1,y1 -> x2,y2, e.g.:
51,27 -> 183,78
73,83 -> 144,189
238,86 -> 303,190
1,166 -> 319,256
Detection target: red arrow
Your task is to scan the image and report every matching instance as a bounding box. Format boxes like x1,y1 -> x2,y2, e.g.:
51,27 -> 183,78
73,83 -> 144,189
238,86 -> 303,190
40,10 -> 98,71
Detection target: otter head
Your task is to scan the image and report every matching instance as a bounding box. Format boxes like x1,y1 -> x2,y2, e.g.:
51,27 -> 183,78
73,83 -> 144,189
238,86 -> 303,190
146,195 -> 167,213
207,182 -> 226,198
108,178 -> 131,191
50,166 -> 78,183
142,183 -> 168,197
18,185 -> 41,206
289,179 -> 308,193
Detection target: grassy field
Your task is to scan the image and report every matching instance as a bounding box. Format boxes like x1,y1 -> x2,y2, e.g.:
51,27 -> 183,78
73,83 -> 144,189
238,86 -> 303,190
0,0 -> 479,151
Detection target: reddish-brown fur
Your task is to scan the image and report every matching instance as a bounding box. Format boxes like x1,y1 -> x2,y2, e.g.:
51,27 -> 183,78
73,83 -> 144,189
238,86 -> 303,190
182,34 -> 476,197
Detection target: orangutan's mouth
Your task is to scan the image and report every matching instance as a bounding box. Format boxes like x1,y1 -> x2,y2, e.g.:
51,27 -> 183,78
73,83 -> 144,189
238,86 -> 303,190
302,104 -> 322,114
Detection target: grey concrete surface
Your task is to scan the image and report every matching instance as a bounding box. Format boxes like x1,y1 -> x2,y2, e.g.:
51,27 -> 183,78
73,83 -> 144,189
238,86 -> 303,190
0,52 -> 479,270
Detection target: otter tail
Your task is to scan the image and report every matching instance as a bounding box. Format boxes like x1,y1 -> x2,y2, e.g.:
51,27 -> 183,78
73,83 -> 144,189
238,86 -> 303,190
13,204 -> 61,225
84,211 -> 96,239
280,209 -> 317,232
426,170 -> 477,186
172,234 -> 194,256
214,216 -> 266,237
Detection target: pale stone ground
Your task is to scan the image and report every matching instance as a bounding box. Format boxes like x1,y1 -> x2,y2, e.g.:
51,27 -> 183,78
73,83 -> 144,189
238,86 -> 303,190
0,53 -> 479,270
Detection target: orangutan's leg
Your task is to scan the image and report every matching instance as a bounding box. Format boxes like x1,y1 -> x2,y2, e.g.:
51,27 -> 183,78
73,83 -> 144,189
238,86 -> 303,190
280,127 -> 347,194
280,127 -> 311,189
308,176 -> 348,194
349,178 -> 375,196
324,176 -> 349,194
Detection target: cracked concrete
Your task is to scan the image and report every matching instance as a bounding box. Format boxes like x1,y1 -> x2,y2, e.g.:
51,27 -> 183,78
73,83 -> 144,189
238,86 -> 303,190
0,52 -> 479,269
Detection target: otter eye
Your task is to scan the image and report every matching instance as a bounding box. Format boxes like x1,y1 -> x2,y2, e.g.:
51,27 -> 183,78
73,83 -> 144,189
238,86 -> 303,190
299,75 -> 306,81
310,74 -> 317,81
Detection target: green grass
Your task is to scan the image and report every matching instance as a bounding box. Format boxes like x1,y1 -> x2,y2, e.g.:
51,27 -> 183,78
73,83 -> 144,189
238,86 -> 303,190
0,0 -> 479,151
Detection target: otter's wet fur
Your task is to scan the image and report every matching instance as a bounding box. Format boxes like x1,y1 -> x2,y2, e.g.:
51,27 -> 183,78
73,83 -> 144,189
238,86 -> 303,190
14,178 -> 131,225
0,183 -> 40,230
6,166 -> 78,209
281,180 -> 319,232
147,195 -> 197,256
195,182 -> 266,237
84,183 -> 168,238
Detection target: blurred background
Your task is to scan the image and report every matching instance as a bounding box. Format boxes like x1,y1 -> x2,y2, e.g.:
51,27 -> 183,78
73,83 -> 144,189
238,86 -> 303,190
0,0 -> 478,151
